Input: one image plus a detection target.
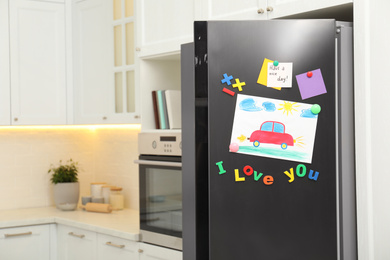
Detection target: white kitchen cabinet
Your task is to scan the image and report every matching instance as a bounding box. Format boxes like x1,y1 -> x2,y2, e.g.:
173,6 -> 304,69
0,0 -> 10,125
73,0 -> 140,124
139,243 -> 182,260
57,225 -> 97,260
0,224 -> 54,260
266,0 -> 353,19
136,0 -> 198,57
9,0 -> 67,125
97,233 -> 138,260
198,0 -> 268,20
198,0 -> 352,20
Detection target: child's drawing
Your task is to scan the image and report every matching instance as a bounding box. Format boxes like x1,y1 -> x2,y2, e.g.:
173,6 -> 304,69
230,94 -> 319,163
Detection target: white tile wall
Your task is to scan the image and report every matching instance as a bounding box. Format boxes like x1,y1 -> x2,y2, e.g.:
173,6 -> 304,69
0,126 -> 140,211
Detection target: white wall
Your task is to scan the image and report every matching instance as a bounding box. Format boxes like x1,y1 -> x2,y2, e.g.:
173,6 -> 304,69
354,0 -> 390,259
0,126 -> 140,211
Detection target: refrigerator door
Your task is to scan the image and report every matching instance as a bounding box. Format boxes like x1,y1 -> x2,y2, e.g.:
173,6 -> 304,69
194,20 -> 352,260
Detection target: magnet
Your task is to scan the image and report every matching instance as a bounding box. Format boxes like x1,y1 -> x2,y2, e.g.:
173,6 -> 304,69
307,71 -> 313,78
243,165 -> 253,176
215,161 -> 226,174
254,171 -> 263,181
222,88 -> 235,96
311,104 -> 321,114
229,143 -> 239,152
234,169 -> 245,182
263,175 -> 274,185
221,73 -> 233,85
308,170 -> 320,181
232,78 -> 246,91
273,60 -> 279,66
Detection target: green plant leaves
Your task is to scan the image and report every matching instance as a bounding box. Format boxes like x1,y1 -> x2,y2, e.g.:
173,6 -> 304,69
48,159 -> 79,184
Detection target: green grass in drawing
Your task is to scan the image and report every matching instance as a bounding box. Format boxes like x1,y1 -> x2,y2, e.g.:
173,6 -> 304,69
239,146 -> 309,161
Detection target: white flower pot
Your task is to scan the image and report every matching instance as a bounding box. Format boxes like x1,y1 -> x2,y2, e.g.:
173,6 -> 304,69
53,182 -> 80,211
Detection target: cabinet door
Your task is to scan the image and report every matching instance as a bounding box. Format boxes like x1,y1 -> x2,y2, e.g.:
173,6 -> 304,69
0,225 -> 51,260
97,233 -> 138,260
139,243 -> 182,260
0,0 -> 10,125
266,0 -> 353,19
9,0 -> 67,125
137,0 -> 195,57
72,0 -> 113,124
198,0 -> 268,20
57,225 -> 97,260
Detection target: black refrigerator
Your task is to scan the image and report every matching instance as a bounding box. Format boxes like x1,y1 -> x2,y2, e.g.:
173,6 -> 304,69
182,20 -> 356,260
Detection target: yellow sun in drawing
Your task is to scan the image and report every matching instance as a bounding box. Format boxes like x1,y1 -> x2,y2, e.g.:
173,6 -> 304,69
278,101 -> 300,116
294,136 -> 306,148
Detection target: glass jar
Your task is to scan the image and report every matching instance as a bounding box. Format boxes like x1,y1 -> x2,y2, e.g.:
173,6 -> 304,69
110,187 -> 124,210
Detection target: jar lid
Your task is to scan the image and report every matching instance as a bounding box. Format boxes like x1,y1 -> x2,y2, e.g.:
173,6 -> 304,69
110,187 -> 122,191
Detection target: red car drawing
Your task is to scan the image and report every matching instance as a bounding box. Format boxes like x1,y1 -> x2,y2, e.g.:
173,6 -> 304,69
249,121 -> 294,150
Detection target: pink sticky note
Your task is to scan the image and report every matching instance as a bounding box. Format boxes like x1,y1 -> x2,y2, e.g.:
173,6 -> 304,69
296,69 -> 327,100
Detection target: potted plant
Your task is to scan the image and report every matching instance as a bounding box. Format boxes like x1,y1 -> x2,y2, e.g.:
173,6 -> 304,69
48,159 -> 80,211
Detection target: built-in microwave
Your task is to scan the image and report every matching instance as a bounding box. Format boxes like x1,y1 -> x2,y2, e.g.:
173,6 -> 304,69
135,133 -> 182,251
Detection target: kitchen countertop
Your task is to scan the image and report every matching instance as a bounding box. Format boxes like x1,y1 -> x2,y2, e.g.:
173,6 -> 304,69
0,206 -> 140,241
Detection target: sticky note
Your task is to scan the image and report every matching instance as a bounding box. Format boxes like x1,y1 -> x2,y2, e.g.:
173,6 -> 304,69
257,58 -> 281,90
267,62 -> 293,88
296,69 -> 327,100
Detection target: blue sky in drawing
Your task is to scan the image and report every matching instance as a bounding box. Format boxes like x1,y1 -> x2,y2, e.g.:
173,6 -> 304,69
239,98 -> 262,112
300,108 -> 318,119
262,101 -> 276,112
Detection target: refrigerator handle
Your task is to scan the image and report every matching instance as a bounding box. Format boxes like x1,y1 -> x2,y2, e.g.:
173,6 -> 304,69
134,160 -> 182,168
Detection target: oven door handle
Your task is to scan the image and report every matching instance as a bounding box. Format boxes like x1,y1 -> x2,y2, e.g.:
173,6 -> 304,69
134,160 -> 182,167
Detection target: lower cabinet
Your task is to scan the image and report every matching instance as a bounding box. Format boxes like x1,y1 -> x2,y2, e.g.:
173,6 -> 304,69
0,224 -> 54,260
97,233 -> 139,260
57,225 -> 97,260
57,224 -> 139,260
139,243 -> 183,260
1,223 -> 182,260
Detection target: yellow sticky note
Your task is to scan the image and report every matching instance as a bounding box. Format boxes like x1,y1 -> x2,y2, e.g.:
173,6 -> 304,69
257,58 -> 281,91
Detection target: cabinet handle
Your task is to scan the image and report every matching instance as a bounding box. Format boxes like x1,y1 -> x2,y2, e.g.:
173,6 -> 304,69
14,117 -> 18,122
266,6 -> 273,12
68,232 -> 85,238
138,249 -> 144,253
257,8 -> 264,14
134,115 -> 140,119
4,231 -> 32,238
106,241 -> 125,248
103,116 -> 107,120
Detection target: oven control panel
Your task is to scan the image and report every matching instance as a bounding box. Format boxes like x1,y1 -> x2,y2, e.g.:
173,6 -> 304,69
138,132 -> 182,156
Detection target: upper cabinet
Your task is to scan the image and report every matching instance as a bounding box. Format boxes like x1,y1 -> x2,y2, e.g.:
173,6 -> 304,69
72,0 -> 140,124
136,0 -> 198,57
198,0 -> 353,20
0,0 -> 10,125
197,0 -> 268,20
9,0 -> 67,125
266,0 -> 353,19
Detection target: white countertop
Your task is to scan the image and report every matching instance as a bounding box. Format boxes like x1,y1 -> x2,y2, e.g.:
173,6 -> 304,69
0,206 -> 140,241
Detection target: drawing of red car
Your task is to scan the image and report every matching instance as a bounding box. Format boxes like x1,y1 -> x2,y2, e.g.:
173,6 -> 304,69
249,121 -> 294,150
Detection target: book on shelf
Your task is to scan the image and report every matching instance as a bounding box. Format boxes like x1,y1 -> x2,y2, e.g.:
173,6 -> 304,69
151,91 -> 160,129
165,90 -> 181,129
152,90 -> 181,129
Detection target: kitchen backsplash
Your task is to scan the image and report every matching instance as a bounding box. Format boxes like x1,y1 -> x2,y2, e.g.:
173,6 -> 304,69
0,125 -> 140,211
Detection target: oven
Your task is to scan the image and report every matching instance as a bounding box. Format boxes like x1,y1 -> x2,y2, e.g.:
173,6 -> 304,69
135,132 -> 182,251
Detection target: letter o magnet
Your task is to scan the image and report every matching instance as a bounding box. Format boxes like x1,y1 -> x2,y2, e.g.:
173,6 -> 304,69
243,165 -> 254,176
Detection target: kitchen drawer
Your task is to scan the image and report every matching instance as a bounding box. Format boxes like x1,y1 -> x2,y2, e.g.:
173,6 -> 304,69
97,233 -> 138,260
0,224 -> 52,260
57,225 -> 97,260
